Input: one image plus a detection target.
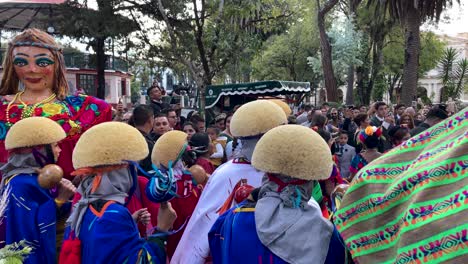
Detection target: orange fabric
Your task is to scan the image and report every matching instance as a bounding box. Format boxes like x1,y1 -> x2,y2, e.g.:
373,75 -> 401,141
91,175 -> 102,193
89,201 -> 116,218
70,164 -> 128,192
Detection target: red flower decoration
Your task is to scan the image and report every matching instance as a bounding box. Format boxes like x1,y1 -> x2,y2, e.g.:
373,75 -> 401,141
34,107 -> 43,116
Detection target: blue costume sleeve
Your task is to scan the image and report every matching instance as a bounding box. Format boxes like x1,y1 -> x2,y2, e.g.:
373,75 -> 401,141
79,202 -> 166,264
6,174 -> 57,264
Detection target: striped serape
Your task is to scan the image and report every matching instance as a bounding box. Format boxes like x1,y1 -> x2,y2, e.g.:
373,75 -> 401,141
334,108 -> 468,264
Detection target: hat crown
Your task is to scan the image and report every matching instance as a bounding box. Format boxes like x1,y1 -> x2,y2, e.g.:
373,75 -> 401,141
230,100 -> 287,137
72,122 -> 148,169
5,117 -> 66,150
152,130 -> 188,168
252,125 -> 333,180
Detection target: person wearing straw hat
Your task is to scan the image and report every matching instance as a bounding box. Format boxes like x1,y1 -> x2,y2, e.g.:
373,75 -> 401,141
209,125 -> 347,264
0,117 -> 76,264
146,130 -> 209,260
61,122 -> 177,264
172,100 -> 287,264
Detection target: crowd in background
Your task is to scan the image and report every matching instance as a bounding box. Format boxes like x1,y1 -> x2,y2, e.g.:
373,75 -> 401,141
112,83 -> 451,184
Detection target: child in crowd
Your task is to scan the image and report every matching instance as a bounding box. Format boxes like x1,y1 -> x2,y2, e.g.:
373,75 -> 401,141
206,126 -> 225,167
188,133 -> 216,174
336,132 -> 356,179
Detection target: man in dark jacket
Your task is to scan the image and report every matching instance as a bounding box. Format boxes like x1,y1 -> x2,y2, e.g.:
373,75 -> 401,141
131,105 -> 155,172
147,85 -> 170,115
370,102 -> 394,152
410,107 -> 448,136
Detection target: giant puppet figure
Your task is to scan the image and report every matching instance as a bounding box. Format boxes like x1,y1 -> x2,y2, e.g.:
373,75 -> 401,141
172,100 -> 287,263
209,125 -> 348,264
0,28 -> 111,179
333,108 -> 468,264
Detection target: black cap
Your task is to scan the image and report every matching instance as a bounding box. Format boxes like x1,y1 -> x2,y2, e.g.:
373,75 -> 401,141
189,133 -> 210,153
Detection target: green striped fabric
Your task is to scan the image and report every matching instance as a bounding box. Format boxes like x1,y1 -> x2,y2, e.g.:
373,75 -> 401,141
333,108 -> 468,264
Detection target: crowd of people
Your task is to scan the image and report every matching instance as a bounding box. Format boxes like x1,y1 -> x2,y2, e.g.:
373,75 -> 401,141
0,28 -> 466,264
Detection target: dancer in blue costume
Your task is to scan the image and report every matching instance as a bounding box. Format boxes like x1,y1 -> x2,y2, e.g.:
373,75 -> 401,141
0,117 -> 76,264
173,100 -> 287,264
209,125 -> 349,264
62,122 -> 176,264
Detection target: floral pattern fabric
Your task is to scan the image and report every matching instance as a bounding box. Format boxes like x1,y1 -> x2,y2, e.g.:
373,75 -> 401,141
0,94 -> 111,178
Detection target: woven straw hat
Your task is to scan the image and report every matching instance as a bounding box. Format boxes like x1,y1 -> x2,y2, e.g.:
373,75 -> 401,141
231,100 -> 287,138
73,122 -> 148,169
252,125 -> 333,180
151,130 -> 188,168
5,117 -> 66,150
269,99 -> 292,116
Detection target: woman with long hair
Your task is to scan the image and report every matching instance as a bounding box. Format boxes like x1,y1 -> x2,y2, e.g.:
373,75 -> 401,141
0,29 -> 111,179
399,113 -> 415,129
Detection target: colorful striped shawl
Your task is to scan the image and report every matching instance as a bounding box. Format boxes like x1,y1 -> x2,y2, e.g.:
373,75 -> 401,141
334,108 -> 468,264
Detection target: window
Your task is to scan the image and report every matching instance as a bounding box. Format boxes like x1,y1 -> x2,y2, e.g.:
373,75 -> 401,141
78,74 -> 97,96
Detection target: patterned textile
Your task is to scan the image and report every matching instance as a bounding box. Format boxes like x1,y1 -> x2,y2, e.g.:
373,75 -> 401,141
334,108 -> 468,264
349,153 -> 368,175
0,95 -> 111,178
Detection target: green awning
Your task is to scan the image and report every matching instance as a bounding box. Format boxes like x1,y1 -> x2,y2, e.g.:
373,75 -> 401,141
205,80 -> 310,109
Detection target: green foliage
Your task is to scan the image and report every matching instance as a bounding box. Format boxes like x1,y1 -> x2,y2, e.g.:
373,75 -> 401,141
54,1 -> 137,40
439,47 -> 468,101
251,12 -> 320,82
307,16 -> 363,84
0,241 -> 32,264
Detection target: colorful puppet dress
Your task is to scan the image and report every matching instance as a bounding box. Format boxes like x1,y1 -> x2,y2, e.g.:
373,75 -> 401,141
0,94 -> 111,179
5,173 -> 70,264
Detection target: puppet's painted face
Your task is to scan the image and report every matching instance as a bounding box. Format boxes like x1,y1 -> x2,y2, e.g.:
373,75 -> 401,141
12,46 -> 55,93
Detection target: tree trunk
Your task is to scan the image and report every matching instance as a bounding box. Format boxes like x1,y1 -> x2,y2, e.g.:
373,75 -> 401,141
96,37 -> 106,99
345,0 -> 357,105
400,7 -> 421,106
346,65 -> 354,105
317,0 -> 339,102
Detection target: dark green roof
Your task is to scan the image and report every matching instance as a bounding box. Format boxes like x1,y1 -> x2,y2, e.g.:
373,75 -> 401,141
205,80 -> 310,108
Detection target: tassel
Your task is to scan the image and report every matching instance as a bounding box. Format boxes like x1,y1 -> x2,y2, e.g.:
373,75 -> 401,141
294,187 -> 301,208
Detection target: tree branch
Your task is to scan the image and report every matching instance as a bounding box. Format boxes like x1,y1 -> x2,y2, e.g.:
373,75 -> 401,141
319,0 -> 339,16
207,0 -> 225,64
192,0 -> 211,82
156,0 -> 199,80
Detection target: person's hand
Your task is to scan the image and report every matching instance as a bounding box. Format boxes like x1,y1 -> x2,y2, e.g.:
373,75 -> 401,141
132,208 -> 151,225
385,115 -> 395,124
157,202 -> 177,232
56,178 -> 76,202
